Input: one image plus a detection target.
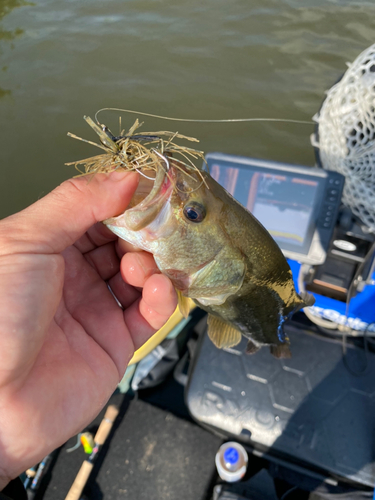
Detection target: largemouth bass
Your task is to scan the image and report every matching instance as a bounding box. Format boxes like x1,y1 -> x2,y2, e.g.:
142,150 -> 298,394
104,158 -> 314,358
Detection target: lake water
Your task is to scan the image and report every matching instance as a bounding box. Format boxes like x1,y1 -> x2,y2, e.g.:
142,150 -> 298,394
1,0 -> 375,218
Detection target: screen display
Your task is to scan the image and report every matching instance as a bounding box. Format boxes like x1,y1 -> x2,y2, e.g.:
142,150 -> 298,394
210,162 -> 321,254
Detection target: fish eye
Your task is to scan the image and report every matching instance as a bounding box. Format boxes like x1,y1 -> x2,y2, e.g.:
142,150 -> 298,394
183,202 -> 206,223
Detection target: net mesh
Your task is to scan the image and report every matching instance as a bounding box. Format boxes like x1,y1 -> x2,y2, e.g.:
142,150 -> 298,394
312,43 -> 375,231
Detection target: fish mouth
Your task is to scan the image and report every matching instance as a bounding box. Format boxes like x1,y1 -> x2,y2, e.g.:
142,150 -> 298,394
104,163 -> 175,232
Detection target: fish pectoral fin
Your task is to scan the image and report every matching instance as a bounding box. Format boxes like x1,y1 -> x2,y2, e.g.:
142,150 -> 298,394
189,249 -> 246,299
270,344 -> 292,359
245,340 -> 260,355
176,290 -> 191,319
207,314 -> 242,349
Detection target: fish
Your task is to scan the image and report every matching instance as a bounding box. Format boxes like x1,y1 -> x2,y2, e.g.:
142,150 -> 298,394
104,157 -> 314,358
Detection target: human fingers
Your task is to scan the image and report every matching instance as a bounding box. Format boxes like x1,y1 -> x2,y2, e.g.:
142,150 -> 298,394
141,274 -> 178,319
124,274 -> 177,350
84,242 -> 120,281
120,251 -> 159,288
116,238 -> 144,258
62,246 -> 134,377
74,222 -> 117,254
107,272 -> 141,309
0,171 -> 139,257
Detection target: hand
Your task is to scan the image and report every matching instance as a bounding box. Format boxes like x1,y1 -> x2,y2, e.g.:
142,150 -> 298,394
0,171 -> 177,489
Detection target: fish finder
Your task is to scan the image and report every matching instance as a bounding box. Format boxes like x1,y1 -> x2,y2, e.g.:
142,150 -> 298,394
205,152 -> 345,265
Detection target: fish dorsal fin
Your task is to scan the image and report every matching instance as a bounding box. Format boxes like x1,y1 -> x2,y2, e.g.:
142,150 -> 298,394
207,314 -> 242,349
176,290 -> 190,319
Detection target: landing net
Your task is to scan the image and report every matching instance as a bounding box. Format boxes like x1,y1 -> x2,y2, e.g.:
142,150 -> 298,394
312,43 -> 375,231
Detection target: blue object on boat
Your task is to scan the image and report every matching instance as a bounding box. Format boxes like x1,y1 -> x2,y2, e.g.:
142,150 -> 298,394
223,447 -> 239,466
288,259 -> 375,331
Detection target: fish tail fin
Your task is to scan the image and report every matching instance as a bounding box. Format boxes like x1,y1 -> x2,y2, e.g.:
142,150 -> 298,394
270,344 -> 292,359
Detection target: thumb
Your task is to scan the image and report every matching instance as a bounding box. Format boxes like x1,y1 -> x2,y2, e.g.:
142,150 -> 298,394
0,171 -> 139,255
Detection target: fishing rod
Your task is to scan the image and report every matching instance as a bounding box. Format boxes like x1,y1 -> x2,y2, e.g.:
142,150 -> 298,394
65,404 -> 119,500
25,451 -> 57,500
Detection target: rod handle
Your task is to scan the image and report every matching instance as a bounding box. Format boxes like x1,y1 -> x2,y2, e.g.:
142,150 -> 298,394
64,460 -> 93,500
64,405 -> 119,500
94,405 -> 119,445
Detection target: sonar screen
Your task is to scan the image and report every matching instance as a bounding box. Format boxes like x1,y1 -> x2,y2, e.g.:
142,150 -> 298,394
205,153 -> 345,265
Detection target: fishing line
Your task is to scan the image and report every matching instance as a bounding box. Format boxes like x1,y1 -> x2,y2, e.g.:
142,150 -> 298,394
95,108 -> 314,126
280,485 -> 299,500
341,323 -> 375,378
341,241 -> 375,376
153,149 -> 170,171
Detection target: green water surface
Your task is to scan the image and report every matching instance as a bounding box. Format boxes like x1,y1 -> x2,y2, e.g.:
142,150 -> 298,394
1,0 -> 375,217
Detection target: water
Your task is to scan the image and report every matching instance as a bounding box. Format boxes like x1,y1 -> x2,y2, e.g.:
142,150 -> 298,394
1,0 -> 375,218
